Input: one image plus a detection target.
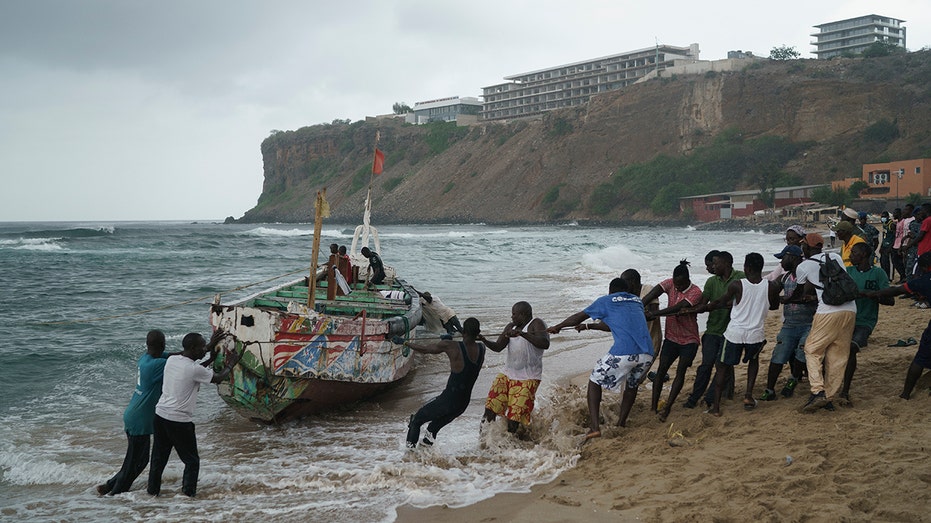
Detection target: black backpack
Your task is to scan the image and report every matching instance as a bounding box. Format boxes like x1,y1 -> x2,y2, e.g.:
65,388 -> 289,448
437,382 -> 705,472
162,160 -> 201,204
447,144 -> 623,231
815,254 -> 860,305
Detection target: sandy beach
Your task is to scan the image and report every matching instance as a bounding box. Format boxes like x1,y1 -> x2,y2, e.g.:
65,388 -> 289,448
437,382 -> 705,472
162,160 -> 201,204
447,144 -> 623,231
397,298 -> 931,522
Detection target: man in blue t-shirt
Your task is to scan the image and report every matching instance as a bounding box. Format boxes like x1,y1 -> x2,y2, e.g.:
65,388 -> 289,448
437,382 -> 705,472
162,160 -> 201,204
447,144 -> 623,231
97,330 -> 173,495
864,252 -> 931,399
548,277 -> 654,441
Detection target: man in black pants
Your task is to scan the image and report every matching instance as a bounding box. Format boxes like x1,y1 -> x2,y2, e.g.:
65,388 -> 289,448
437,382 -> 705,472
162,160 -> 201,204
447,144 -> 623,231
146,330 -> 240,497
97,330 -> 175,495
404,318 -> 485,448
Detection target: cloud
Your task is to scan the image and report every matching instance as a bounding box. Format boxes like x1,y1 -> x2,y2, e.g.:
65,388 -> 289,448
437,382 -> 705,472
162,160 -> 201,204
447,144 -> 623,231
0,0 -> 927,220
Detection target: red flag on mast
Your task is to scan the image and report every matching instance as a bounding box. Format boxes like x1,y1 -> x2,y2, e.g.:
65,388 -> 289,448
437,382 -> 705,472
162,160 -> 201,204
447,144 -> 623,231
372,148 -> 385,175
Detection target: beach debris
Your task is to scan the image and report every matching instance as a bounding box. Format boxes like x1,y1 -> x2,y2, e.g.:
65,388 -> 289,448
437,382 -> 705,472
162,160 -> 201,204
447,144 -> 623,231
785,455 -> 794,466
666,423 -> 690,447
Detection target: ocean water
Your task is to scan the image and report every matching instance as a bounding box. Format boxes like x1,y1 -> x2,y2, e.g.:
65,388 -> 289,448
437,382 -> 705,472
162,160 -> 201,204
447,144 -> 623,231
0,221 -> 784,522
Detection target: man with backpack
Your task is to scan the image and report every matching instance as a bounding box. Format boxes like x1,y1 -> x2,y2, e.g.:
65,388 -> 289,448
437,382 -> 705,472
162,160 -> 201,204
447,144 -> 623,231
790,233 -> 858,413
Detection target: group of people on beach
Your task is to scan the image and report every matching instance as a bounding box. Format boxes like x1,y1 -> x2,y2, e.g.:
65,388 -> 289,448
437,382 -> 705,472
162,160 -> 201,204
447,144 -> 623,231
405,205 -> 931,445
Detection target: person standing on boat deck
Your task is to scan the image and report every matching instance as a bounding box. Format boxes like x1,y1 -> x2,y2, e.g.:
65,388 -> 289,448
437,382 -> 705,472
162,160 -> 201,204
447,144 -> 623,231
360,247 -> 386,285
338,245 -> 353,283
97,330 -> 176,496
146,330 -> 241,498
547,277 -> 654,440
317,243 -> 340,282
418,290 -> 463,335
480,301 -> 550,434
403,318 -> 485,448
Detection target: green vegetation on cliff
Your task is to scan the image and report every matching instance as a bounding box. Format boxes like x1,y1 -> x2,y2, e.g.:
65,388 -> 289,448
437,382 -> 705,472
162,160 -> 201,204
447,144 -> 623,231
592,128 -> 812,216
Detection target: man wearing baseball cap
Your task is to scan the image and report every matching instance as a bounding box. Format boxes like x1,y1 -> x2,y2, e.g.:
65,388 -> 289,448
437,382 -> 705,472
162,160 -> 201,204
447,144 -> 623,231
760,244 -> 816,401
790,233 -> 857,412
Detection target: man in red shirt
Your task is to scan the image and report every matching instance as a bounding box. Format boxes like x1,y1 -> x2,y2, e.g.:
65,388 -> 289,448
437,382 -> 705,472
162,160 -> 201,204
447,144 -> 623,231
913,203 -> 931,258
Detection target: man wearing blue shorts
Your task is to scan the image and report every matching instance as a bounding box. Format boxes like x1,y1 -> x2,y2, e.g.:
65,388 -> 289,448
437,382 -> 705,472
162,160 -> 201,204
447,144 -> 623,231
548,277 -> 654,440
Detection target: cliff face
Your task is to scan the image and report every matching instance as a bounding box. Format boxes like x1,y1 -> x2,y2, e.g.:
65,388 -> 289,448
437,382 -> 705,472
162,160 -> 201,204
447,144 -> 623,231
239,53 -> 931,224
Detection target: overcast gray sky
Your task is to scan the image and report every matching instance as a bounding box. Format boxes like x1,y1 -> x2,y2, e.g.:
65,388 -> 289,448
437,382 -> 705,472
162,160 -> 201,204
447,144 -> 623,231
1,1 -> 927,222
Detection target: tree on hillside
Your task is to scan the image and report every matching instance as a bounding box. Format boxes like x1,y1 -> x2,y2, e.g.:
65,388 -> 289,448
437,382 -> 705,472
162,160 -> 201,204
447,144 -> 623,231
393,102 -> 412,114
769,45 -> 800,60
848,180 -> 869,199
811,186 -> 851,207
862,41 -> 906,58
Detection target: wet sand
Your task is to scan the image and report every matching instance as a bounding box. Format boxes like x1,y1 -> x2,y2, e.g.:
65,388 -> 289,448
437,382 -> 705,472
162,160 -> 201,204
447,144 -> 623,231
397,299 -> 931,522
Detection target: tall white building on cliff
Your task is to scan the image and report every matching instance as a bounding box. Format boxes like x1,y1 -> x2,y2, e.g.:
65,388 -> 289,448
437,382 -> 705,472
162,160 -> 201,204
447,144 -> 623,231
812,14 -> 906,59
481,44 -> 700,121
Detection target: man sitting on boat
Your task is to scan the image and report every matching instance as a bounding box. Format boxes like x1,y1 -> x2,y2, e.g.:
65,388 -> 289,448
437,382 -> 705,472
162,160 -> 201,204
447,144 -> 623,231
360,247 -> 386,286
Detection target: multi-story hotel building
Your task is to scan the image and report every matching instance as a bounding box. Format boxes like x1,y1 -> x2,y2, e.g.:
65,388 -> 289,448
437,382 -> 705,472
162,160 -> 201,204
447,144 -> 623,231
812,14 -> 906,59
481,44 -> 700,121
406,96 -> 482,125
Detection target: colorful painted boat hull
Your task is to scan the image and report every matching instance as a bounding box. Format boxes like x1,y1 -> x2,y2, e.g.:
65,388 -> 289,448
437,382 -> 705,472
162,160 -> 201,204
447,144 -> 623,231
209,277 -> 420,423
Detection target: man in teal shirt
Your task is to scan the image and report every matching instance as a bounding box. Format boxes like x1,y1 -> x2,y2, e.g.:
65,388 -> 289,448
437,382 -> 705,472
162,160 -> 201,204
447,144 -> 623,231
97,330 -> 172,495
684,251 -> 745,408
840,243 -> 893,404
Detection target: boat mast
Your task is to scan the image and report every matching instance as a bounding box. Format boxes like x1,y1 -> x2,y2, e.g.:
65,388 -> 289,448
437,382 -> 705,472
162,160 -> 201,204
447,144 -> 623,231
307,188 -> 328,308
351,131 -> 383,256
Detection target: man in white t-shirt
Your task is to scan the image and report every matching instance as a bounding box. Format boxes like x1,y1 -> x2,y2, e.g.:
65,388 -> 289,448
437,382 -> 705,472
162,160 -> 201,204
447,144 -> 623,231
790,233 -> 857,413
146,330 -> 241,497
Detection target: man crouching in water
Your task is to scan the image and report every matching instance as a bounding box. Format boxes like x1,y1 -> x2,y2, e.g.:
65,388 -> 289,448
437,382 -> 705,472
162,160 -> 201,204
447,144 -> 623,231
547,277 -> 655,441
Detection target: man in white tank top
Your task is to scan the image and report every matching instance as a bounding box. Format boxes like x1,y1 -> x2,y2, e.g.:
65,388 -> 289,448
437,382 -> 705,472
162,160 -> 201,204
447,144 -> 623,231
479,301 -> 550,434
691,253 -> 778,416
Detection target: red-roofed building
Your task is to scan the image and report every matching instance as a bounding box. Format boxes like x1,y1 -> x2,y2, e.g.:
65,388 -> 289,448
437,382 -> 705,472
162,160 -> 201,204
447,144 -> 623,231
680,185 -> 827,222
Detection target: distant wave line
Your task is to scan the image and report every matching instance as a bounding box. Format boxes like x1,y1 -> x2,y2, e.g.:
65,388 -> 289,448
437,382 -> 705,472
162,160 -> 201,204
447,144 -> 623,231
29,266 -> 311,326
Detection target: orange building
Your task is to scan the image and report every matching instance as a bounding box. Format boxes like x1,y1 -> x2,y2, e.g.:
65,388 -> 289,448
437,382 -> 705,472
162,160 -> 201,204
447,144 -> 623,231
833,158 -> 931,201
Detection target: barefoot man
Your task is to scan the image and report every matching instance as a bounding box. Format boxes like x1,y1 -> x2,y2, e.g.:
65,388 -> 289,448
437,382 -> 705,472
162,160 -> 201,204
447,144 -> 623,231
482,301 -> 550,434
548,277 -> 654,440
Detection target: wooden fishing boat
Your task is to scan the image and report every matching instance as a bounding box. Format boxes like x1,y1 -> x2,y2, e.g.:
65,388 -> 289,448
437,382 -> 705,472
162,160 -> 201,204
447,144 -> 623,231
209,186 -> 421,423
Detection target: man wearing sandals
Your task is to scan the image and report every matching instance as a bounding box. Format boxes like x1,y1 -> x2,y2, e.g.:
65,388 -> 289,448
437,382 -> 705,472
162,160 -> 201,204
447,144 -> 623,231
689,253 -> 778,416
547,277 -> 654,439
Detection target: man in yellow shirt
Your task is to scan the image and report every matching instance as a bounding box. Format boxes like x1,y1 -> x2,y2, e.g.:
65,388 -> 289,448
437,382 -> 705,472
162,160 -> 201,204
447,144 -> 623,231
836,220 -> 866,267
